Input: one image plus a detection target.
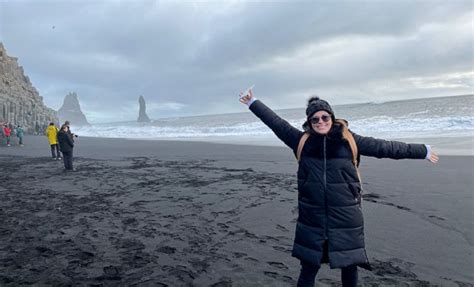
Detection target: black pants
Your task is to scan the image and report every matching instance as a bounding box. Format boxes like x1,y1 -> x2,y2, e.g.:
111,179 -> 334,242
297,260 -> 358,287
62,151 -> 73,170
51,144 -> 61,159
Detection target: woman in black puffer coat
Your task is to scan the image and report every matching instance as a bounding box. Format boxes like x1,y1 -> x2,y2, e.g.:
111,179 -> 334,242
57,124 -> 75,171
239,90 -> 439,287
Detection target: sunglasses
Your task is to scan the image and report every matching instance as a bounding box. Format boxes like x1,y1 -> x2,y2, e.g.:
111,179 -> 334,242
310,115 -> 331,124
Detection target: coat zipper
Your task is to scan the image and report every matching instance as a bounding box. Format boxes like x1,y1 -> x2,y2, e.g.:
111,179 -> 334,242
323,136 -> 328,239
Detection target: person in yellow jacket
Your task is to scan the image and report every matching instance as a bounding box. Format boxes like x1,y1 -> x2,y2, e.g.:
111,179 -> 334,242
45,122 -> 61,160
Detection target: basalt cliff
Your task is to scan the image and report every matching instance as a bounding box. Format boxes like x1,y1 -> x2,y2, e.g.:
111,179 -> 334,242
0,42 -> 57,133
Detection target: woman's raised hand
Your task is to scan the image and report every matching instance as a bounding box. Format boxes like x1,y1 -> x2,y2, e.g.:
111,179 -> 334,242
428,150 -> 439,164
239,88 -> 254,105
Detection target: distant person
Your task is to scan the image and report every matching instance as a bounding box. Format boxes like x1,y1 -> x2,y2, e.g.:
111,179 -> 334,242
239,90 -> 438,287
45,122 -> 61,160
63,120 -> 78,141
35,122 -> 40,135
3,124 -> 11,146
0,121 -> 4,145
15,125 -> 25,146
57,124 -> 75,171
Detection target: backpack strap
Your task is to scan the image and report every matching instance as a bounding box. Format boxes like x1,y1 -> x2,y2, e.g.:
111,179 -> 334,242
336,119 -> 363,186
341,125 -> 358,167
296,133 -> 310,162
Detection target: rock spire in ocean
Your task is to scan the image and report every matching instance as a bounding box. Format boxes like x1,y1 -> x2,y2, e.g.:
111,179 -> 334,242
0,42 -> 57,133
57,92 -> 90,126
137,95 -> 151,122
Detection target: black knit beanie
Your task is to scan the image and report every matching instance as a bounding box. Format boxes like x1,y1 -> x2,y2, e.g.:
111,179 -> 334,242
305,96 -> 335,120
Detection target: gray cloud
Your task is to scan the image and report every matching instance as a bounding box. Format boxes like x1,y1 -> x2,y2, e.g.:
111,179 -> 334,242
1,0 -> 472,122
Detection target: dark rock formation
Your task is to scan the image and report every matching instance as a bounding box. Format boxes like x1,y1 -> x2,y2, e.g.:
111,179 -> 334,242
0,42 -> 57,133
137,95 -> 150,122
57,92 -> 90,126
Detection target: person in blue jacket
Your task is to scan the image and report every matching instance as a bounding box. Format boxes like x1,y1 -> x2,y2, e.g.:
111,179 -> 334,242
15,125 -> 25,146
239,89 -> 438,287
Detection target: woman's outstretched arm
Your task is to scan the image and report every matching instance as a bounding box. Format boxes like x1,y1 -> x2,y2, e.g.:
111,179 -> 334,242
352,132 -> 438,163
240,89 -> 303,151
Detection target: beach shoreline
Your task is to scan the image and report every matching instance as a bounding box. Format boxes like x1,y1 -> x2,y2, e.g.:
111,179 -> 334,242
140,134 -> 473,156
0,136 -> 472,285
4,133 -> 471,156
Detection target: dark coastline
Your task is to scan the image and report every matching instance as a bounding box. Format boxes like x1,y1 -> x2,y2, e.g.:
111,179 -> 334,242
0,135 -> 472,286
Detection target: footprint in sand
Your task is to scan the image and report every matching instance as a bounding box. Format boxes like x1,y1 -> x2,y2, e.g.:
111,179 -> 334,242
120,238 -> 145,251
96,266 -> 122,280
245,257 -> 259,263
272,245 -> 291,253
363,193 -> 381,202
121,217 -> 139,226
263,271 -> 294,283
371,259 -> 417,278
428,215 -> 446,221
77,250 -> 95,261
267,261 -> 289,270
217,223 -> 229,230
156,246 -> 176,254
210,277 -> 232,287
103,265 -> 120,276
167,266 -> 197,283
128,252 -> 152,268
276,224 -> 289,232
319,278 -> 343,285
395,205 -> 411,211
233,251 -> 247,258
188,258 -> 210,274
35,246 -> 54,257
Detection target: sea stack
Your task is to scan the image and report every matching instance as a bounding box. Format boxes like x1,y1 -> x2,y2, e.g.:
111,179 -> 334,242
0,42 -> 57,133
137,95 -> 151,122
57,92 -> 90,126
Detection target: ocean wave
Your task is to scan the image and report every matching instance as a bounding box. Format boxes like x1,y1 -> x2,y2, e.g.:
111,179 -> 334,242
72,115 -> 473,141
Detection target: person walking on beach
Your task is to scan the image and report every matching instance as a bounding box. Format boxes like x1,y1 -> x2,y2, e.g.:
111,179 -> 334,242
57,124 -> 75,171
45,122 -> 61,160
3,124 -> 11,146
15,125 -> 25,146
239,90 -> 439,287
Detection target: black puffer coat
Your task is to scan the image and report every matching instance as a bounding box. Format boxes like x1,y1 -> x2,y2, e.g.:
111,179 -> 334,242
57,130 -> 74,153
249,100 -> 427,269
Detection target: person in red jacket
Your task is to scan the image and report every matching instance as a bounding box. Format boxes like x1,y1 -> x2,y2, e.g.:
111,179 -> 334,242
3,124 -> 11,146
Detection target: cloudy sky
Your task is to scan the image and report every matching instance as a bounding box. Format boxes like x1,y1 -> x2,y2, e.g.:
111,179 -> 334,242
1,0 -> 472,123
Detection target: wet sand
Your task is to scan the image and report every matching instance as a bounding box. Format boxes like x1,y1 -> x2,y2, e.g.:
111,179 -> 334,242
0,135 -> 472,286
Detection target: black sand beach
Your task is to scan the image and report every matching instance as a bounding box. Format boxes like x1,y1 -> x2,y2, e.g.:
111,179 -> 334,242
0,135 -> 473,286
